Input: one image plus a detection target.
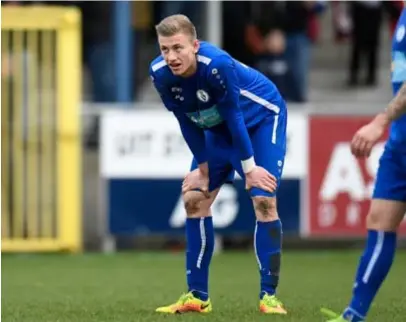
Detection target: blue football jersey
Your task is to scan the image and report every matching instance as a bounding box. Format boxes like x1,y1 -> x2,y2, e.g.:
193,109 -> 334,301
390,9 -> 406,150
149,41 -> 286,164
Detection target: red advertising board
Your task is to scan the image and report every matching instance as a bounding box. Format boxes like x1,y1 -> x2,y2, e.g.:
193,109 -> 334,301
306,116 -> 406,237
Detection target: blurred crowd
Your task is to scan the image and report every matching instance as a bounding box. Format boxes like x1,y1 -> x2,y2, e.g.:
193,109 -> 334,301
2,0 -> 404,104
225,1 -> 402,101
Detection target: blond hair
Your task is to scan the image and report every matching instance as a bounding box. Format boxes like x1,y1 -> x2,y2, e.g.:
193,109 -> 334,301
155,14 -> 197,39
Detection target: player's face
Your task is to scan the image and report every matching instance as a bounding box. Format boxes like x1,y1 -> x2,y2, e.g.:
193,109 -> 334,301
158,32 -> 199,77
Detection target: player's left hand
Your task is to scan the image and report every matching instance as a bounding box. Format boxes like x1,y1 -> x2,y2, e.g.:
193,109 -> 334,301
351,118 -> 386,158
245,166 -> 278,193
182,169 -> 210,198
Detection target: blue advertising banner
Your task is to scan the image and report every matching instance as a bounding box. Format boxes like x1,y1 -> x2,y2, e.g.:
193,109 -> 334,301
108,179 -> 301,236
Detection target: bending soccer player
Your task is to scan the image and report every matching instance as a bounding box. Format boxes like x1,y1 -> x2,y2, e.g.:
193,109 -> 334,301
150,15 -> 288,315
322,8 -> 406,322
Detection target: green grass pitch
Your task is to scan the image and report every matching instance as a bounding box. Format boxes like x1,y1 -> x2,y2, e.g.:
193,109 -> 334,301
2,250 -> 406,322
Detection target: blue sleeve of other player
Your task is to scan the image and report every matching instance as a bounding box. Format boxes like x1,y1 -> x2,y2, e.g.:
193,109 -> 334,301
173,110 -> 208,165
209,57 -> 254,161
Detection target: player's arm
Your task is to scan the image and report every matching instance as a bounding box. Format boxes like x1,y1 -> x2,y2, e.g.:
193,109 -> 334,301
368,82 -> 406,129
209,57 -> 255,174
351,82 -> 406,157
173,110 -> 208,173
150,69 -> 208,172
385,82 -> 406,122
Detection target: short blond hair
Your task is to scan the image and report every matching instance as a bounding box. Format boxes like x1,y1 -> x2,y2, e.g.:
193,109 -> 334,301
155,14 -> 197,39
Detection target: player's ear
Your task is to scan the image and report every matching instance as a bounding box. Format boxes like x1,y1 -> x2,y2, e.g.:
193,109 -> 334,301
193,39 -> 200,54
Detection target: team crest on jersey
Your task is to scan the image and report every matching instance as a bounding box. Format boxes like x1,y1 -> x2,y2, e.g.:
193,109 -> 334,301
196,89 -> 210,102
396,25 -> 405,42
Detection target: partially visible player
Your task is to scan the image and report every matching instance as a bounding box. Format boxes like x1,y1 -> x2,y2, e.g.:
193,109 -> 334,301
322,7 -> 406,322
149,15 -> 288,314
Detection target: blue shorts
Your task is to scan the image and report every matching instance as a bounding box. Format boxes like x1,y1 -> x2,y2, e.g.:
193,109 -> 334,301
190,111 -> 287,197
372,143 -> 406,202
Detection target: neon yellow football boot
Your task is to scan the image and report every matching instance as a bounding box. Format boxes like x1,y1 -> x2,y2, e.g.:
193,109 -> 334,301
156,292 -> 212,314
259,293 -> 287,314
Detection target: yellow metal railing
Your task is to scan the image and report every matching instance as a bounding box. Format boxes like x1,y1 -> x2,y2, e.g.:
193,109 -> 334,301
1,6 -> 82,252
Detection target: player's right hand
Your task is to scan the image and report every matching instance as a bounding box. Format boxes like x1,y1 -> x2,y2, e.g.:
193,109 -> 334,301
182,169 -> 210,198
351,118 -> 386,158
245,166 -> 277,193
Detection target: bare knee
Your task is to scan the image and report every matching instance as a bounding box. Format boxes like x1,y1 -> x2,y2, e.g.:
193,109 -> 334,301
366,211 -> 396,231
184,197 -> 201,216
253,196 -> 279,222
183,190 -> 218,218
366,199 -> 406,231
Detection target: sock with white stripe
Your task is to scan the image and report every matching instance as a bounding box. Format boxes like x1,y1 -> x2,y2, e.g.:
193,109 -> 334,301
185,217 -> 214,301
255,220 -> 282,299
343,230 -> 397,321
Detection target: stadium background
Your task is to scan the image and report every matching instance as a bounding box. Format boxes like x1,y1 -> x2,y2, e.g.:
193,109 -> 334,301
2,2 -> 406,322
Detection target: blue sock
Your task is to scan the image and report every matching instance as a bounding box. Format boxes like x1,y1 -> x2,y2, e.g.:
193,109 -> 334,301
254,220 -> 282,299
343,230 -> 397,321
185,217 -> 214,301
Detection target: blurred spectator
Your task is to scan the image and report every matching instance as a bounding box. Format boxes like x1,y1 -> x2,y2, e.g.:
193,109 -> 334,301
346,1 -> 402,87
156,1 -> 206,37
307,0 -> 327,44
332,1 -> 352,43
79,1 -> 116,148
348,1 -> 384,87
222,2 -> 252,66
79,1 -> 115,102
244,1 -> 325,103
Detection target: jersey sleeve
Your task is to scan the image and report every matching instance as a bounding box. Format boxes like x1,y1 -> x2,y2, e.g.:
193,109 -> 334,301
149,66 -> 178,111
208,56 -> 255,168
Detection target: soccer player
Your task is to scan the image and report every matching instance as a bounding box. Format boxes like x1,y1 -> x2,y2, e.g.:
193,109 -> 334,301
149,15 -> 288,315
322,8 -> 406,322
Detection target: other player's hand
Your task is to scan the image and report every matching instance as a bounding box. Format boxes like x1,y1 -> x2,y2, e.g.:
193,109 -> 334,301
182,169 -> 210,198
351,118 -> 386,158
245,166 -> 277,193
